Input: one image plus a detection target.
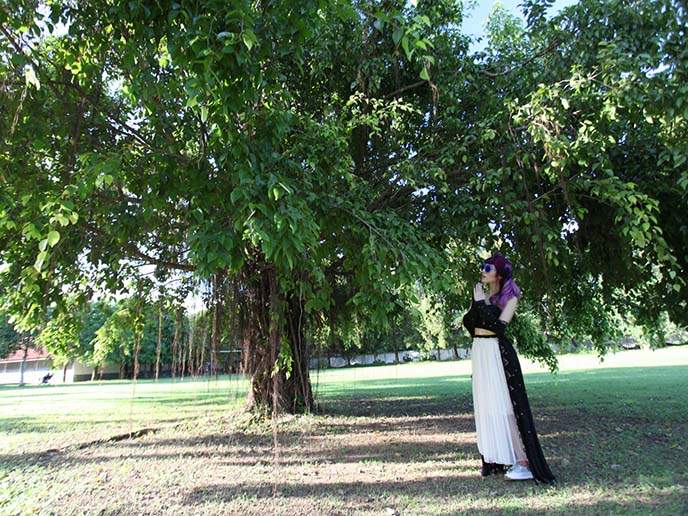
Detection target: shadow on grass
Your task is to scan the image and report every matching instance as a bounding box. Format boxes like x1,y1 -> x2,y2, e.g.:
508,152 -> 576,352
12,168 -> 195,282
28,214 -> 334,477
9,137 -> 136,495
180,477 -> 687,516
2,392 -> 686,515
2,364 -> 687,515
0,414 -> 192,437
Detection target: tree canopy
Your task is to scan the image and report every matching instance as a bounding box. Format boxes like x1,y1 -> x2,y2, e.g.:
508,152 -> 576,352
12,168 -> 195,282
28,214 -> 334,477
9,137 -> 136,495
1,0 -> 685,410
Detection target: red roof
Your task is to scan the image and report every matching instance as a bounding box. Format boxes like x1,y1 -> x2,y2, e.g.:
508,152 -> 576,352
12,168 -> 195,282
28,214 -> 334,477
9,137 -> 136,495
0,345 -> 51,363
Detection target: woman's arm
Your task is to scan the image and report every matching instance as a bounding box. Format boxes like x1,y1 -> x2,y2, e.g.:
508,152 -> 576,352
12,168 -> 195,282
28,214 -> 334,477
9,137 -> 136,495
499,297 -> 518,323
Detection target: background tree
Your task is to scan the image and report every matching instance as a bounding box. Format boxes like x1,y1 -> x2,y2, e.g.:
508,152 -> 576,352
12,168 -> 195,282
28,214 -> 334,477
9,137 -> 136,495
0,312 -> 22,359
428,0 -> 687,353
0,312 -> 36,386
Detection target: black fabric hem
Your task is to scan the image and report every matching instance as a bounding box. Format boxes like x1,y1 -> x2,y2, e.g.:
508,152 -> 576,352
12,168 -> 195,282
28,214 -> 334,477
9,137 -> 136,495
497,336 -> 557,486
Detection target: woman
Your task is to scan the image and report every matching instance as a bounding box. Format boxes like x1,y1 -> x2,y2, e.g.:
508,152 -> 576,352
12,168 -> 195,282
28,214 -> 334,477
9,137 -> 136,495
463,253 -> 556,485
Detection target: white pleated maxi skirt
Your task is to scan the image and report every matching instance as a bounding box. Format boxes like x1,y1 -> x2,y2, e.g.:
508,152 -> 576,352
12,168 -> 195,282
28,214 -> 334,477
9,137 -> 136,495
471,337 -> 527,465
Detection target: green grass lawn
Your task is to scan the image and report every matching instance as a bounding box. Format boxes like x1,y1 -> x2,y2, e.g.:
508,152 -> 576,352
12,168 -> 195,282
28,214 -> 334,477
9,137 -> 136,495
0,374 -> 251,455
1,347 -> 687,516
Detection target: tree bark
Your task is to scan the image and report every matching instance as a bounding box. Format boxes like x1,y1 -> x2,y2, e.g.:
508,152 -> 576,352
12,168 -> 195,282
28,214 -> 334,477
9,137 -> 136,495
19,342 -> 28,386
199,318 -> 207,375
239,265 -> 313,414
133,331 -> 141,381
178,330 -> 186,378
284,291 -> 314,413
171,308 -> 182,379
155,302 -> 162,381
187,318 -> 195,377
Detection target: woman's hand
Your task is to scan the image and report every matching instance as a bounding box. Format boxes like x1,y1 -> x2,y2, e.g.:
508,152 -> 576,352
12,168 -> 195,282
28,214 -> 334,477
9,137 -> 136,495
473,282 -> 485,302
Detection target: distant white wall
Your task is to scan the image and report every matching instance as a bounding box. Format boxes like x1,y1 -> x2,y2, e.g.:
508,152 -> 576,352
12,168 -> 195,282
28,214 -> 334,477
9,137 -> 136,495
71,361 -> 120,381
0,359 -> 121,384
309,348 -> 471,369
0,359 -> 61,385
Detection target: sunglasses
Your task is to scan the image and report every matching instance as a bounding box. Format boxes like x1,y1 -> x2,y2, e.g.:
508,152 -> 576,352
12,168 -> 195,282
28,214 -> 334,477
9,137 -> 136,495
479,263 -> 495,273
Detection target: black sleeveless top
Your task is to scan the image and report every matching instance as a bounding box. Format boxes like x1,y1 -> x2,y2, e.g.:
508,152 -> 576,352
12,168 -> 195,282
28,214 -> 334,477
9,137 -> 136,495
462,300 -> 505,338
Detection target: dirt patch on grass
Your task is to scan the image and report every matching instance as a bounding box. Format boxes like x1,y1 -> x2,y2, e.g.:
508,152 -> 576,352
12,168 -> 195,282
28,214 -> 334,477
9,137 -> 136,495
2,395 -> 687,516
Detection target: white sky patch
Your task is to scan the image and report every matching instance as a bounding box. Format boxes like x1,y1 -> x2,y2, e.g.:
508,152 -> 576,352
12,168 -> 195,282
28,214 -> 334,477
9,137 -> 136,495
561,218 -> 579,237
461,0 -> 578,52
36,3 -> 69,37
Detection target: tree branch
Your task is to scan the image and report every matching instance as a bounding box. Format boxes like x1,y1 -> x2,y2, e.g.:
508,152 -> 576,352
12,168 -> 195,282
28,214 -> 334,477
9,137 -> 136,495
478,37 -> 564,77
83,222 -> 196,272
384,80 -> 427,99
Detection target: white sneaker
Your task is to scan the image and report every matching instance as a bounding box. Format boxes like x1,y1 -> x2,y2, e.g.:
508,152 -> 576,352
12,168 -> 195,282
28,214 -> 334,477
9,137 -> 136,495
505,463 -> 534,480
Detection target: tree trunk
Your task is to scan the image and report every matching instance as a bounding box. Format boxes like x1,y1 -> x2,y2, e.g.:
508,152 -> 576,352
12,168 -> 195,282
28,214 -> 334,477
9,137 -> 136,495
210,281 -> 222,377
171,307 -> 183,379
283,291 -> 314,413
155,302 -> 162,381
179,331 -> 186,378
241,266 -> 275,413
18,342 -> 28,386
199,319 -> 207,375
452,338 -> 460,361
187,319 -> 195,377
133,330 -> 141,382
239,266 -> 313,414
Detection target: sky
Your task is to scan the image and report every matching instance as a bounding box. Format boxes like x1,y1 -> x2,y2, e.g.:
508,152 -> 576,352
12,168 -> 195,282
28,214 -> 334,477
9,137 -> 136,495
461,0 -> 578,49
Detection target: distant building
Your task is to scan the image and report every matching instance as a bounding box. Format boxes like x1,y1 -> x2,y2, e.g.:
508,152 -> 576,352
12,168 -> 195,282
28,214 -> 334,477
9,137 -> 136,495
0,346 -> 56,384
0,347 -> 119,385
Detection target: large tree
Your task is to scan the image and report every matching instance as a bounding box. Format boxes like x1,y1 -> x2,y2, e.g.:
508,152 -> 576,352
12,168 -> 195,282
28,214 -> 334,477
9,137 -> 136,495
0,0 -> 452,413
1,0 -> 686,413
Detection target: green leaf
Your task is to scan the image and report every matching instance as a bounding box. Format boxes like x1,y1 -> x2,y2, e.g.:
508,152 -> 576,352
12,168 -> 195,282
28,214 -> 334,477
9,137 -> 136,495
185,96 -> 199,109
242,29 -> 257,50
415,15 -> 430,26
34,251 -> 49,271
47,230 -> 60,247
392,27 -> 404,46
401,36 -> 411,58
420,66 -> 430,81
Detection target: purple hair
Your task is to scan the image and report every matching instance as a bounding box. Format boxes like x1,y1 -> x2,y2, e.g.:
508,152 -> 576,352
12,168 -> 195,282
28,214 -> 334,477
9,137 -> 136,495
485,253 -> 521,309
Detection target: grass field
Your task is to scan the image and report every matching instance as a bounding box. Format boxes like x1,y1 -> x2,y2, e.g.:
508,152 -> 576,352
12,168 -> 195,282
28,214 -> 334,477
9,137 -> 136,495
1,347 -> 687,515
